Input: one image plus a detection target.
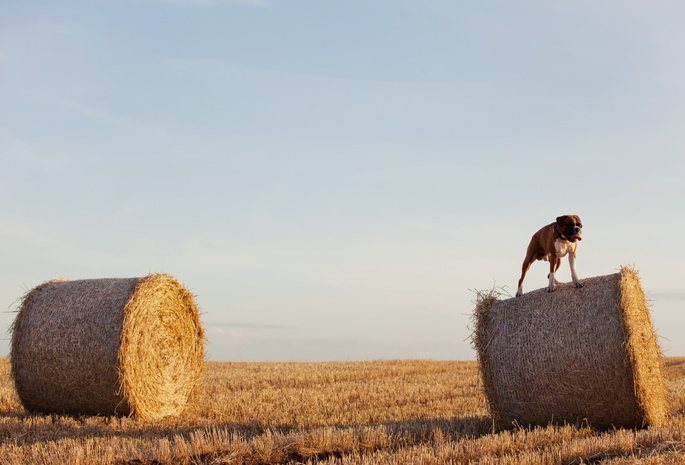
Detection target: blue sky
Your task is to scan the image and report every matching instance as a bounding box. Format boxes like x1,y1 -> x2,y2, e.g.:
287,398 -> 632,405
1,0 -> 684,361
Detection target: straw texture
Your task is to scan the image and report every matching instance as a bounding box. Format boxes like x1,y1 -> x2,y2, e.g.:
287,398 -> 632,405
472,266 -> 667,430
10,274 -> 205,419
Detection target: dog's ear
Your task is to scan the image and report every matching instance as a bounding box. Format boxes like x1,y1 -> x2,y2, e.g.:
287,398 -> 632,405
556,216 -> 568,226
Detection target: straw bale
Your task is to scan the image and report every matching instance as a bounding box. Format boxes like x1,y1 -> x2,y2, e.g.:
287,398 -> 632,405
472,266 -> 667,430
10,274 -> 205,419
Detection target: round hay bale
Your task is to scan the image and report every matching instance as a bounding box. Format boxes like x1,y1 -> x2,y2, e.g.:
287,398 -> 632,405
10,274 -> 205,419
472,266 -> 667,430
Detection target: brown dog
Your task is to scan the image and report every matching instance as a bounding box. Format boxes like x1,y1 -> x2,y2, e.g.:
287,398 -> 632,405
515,215 -> 583,297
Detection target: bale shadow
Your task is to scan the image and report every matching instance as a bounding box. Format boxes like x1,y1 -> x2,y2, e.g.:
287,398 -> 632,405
0,410 -> 492,450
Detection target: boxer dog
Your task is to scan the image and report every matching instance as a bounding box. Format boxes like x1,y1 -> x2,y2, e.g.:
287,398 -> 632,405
515,215 -> 583,297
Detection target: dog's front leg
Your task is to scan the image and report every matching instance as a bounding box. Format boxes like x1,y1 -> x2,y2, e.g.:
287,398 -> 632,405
547,257 -> 560,292
547,271 -> 556,292
569,251 -> 582,288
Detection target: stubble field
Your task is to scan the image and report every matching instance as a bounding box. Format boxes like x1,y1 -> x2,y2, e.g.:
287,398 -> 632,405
1,357 -> 685,464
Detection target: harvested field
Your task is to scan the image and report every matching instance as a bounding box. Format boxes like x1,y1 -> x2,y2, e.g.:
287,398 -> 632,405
0,357 -> 684,464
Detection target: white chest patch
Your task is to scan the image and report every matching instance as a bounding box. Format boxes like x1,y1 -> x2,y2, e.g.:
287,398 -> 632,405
554,239 -> 577,258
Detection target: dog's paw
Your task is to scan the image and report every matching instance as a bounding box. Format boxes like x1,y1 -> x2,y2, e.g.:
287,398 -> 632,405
547,285 -> 556,293
574,281 -> 584,288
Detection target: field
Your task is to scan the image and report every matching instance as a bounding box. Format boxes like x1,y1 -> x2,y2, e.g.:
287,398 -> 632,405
1,357 -> 685,464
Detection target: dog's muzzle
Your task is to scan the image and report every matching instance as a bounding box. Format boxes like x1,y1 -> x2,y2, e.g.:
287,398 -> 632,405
570,227 -> 582,241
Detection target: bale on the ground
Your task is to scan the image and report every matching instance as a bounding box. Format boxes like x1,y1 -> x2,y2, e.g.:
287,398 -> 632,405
10,274 -> 205,419
472,266 -> 667,430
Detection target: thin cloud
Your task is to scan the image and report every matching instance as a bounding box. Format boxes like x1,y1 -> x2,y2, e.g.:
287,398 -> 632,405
650,290 -> 685,301
137,0 -> 271,6
58,98 -> 167,136
208,322 -> 301,330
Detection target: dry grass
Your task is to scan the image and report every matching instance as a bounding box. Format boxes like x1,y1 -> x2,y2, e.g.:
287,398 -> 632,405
0,357 -> 684,464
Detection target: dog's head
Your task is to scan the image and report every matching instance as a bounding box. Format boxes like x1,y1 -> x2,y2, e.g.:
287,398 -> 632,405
556,215 -> 583,242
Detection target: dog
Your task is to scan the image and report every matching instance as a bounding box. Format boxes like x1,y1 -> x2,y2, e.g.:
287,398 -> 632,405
515,215 -> 583,297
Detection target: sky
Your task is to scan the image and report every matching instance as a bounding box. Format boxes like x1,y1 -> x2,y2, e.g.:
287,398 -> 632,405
1,0 -> 684,362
